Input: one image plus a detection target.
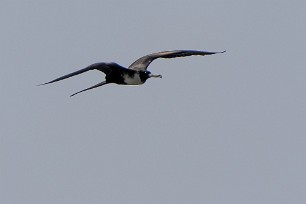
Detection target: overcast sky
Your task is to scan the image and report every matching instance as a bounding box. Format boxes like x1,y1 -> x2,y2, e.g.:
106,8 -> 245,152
1,1 -> 306,204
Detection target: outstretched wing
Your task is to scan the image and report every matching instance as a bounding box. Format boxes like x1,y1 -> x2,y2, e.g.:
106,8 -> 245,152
39,62 -> 115,85
70,81 -> 108,97
128,50 -> 226,71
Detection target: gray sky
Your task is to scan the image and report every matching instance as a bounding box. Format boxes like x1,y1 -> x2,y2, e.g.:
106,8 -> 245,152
1,0 -> 306,203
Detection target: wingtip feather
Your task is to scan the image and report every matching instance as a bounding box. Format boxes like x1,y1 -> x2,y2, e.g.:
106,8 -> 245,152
37,82 -> 50,86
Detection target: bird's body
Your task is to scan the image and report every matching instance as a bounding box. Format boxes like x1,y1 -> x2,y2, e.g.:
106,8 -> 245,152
40,50 -> 225,96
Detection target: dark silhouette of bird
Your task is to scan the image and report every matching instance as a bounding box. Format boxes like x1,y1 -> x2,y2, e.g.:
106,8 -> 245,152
40,50 -> 225,96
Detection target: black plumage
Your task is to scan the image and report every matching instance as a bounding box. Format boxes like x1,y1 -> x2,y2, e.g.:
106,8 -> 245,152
40,50 -> 225,96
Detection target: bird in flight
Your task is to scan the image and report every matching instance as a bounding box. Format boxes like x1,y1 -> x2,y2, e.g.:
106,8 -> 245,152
40,50 -> 225,97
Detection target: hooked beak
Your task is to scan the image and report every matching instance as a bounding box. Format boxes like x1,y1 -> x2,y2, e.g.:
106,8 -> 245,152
149,74 -> 162,78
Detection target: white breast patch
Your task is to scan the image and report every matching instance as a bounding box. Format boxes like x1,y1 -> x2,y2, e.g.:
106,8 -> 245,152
123,73 -> 144,85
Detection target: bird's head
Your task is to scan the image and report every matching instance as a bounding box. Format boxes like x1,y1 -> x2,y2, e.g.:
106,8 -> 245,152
139,70 -> 162,82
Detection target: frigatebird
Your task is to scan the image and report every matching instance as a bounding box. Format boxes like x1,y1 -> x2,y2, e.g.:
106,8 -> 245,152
40,50 -> 225,96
